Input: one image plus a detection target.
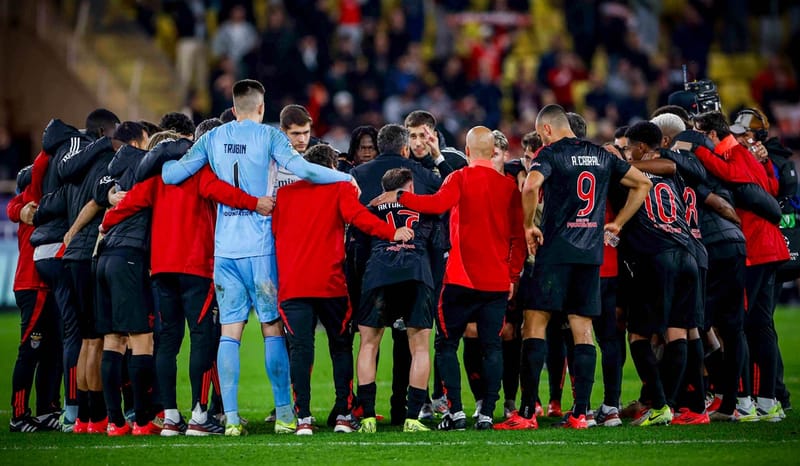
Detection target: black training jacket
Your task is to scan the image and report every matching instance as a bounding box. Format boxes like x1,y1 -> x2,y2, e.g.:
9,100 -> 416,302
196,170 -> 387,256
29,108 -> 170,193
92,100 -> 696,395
97,145 -> 151,252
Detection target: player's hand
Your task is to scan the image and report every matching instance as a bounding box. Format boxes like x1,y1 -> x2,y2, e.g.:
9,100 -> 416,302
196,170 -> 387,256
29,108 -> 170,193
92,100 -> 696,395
111,139 -> 125,151
604,222 -> 622,236
255,196 -> 275,216
602,143 -> 624,160
109,190 -> 127,206
20,201 -> 38,225
369,190 -> 398,207
350,177 -> 362,198
525,225 -> 543,256
63,228 -> 76,246
507,281 -> 518,302
751,141 -> 768,163
671,141 -> 693,153
394,226 -> 414,243
424,125 -> 441,158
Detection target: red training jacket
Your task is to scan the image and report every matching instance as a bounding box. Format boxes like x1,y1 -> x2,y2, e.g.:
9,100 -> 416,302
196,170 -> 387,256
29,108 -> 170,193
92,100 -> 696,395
272,180 -> 396,302
400,159 -> 526,292
694,135 -> 789,266
8,193 -> 46,290
101,165 -> 258,278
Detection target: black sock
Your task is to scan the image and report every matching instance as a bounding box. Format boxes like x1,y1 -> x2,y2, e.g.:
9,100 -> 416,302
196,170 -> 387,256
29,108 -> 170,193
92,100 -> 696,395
407,386 -> 427,420
358,382 -> 377,418
685,338 -> 706,413
660,339 -> 687,408
598,338 -> 622,408
630,340 -> 666,408
705,348 -> 724,394
572,344 -> 596,416
519,338 -> 546,419
462,337 -> 483,402
121,350 -> 133,414
128,354 -> 155,426
545,325 -> 565,402
89,391 -> 106,422
502,338 -> 521,403
77,390 -> 90,422
101,351 -> 125,427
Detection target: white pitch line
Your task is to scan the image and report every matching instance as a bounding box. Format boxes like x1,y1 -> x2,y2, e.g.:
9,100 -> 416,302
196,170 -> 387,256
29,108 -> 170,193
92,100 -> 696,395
0,438 -> 796,451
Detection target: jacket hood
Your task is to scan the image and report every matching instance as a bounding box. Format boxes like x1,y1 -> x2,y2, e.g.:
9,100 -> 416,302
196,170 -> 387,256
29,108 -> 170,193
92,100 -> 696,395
765,137 -> 793,158
42,119 -> 85,154
108,145 -> 148,178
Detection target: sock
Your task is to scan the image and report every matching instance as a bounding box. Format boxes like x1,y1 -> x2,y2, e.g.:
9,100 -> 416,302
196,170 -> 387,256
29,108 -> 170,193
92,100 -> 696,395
101,351 -> 125,427
264,336 -> 292,422
358,382 -> 377,418
685,338 -> 706,413
545,327 -> 565,402
502,338 -> 522,403
598,337 -> 622,408
164,408 -> 180,424
407,386 -> 427,420
77,390 -> 90,422
121,349 -> 133,414
89,391 -> 106,422
462,337 -> 483,402
630,340 -> 666,409
64,405 -> 78,424
217,336 -> 241,425
572,344 -> 596,416
128,354 -> 155,426
519,338 -> 546,419
660,339 -> 687,408
705,348 -> 724,394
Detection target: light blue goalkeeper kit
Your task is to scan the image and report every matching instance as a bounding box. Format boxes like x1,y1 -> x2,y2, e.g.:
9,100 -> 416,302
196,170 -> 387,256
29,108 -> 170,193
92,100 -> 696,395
162,119 -> 351,427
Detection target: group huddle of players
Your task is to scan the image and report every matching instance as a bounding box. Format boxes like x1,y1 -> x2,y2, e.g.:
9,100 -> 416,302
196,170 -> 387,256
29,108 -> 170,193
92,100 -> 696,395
7,78 -> 793,437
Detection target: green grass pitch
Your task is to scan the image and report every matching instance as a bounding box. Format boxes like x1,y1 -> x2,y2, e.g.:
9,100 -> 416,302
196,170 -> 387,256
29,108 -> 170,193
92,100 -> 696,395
0,307 -> 798,465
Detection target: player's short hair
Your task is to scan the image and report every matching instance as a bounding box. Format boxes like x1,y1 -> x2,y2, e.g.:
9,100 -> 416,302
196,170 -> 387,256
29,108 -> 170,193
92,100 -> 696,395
159,112 -> 196,137
566,112 -> 587,139
377,124 -> 409,155
219,108 -> 236,123
382,168 -> 413,192
651,105 -> 691,126
138,120 -> 163,137
232,79 -> 265,115
85,108 -> 120,139
521,131 -> 543,151
147,130 -> 182,150
404,110 -> 436,129
492,129 -> 509,151
693,111 -> 731,139
196,118 -> 223,139
536,104 -> 570,129
625,121 -> 662,149
114,121 -> 146,145
614,125 -> 629,139
279,104 -> 312,129
650,113 -> 686,140
304,144 -> 337,168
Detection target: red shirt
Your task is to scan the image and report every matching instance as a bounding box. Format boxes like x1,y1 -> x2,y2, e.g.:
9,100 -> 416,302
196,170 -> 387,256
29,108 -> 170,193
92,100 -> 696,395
8,193 -> 46,290
694,135 -> 789,266
102,165 -> 257,278
400,159 -> 526,292
600,205 -> 618,278
272,180 -> 395,302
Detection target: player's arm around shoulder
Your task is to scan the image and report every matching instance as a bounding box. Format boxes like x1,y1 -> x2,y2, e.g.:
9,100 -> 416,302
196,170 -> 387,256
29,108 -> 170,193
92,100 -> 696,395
162,131 -> 210,185
338,182 -> 398,241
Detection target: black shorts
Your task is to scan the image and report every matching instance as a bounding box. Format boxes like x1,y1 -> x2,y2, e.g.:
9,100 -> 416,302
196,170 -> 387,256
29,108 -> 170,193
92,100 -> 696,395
358,281 -> 434,329
522,262 -> 601,317
437,284 -> 506,340
627,249 -> 698,337
64,260 -> 100,339
95,248 -> 154,335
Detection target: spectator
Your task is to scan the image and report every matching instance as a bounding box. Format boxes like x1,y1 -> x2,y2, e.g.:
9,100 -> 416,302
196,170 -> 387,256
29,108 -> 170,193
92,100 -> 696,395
0,125 -> 20,180
211,5 -> 258,77
167,0 -> 208,97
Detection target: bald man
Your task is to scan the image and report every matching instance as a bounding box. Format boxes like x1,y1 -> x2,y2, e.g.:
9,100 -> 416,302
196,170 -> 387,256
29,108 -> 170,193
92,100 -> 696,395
371,126 -> 526,430
512,105 -> 651,430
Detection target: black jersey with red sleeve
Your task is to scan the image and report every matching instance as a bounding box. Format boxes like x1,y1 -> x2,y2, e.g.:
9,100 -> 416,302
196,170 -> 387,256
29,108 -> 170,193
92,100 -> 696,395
530,138 -> 631,265
623,173 -> 692,256
362,201 -> 434,292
